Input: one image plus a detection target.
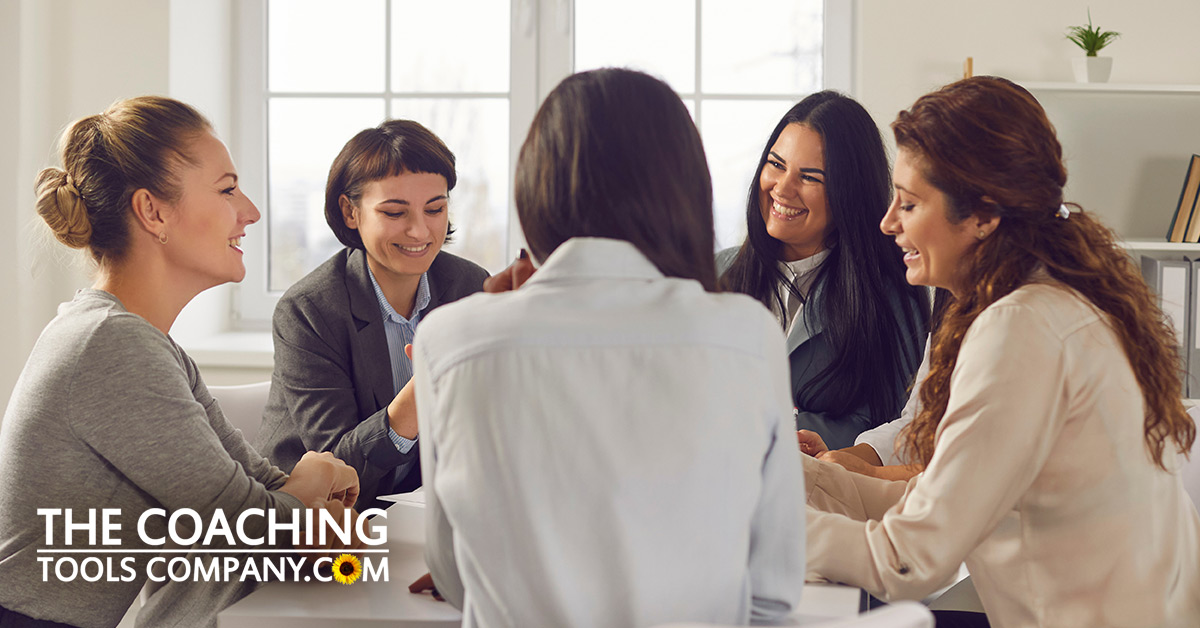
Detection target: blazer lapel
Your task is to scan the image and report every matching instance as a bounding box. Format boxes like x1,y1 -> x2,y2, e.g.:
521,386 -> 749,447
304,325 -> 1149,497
425,254 -> 449,311
345,248 -> 396,410
785,281 -> 825,355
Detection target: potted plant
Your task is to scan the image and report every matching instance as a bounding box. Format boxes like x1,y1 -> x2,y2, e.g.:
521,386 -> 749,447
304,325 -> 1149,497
1066,9 -> 1120,83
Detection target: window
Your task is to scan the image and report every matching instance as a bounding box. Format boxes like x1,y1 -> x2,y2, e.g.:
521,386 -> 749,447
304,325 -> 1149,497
232,0 -> 851,326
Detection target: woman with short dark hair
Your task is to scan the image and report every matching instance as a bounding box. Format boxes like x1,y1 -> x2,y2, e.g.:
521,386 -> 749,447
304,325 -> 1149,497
256,119 -> 488,510
414,68 -> 805,627
720,92 -> 929,450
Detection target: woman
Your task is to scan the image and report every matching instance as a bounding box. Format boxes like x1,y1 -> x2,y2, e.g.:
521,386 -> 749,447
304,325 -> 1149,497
805,77 -> 1200,627
255,120 -> 489,510
719,92 -> 928,450
413,68 -> 804,627
0,97 -> 359,628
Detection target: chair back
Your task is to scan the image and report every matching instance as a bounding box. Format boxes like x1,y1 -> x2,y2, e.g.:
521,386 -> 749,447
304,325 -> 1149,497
208,381 -> 272,443
1182,405 -> 1200,512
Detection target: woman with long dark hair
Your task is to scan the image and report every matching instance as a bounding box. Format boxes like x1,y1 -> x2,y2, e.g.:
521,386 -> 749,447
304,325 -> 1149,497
804,76 -> 1199,627
720,92 -> 928,450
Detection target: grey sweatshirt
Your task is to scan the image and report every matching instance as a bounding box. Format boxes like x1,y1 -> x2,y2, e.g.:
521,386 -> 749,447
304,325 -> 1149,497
0,290 -> 304,628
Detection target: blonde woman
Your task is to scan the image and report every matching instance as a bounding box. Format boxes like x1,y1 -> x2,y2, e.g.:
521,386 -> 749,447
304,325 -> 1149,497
0,97 -> 359,628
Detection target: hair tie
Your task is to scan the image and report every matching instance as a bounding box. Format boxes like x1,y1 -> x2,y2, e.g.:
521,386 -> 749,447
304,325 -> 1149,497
1056,204 -> 1070,220
64,174 -> 81,199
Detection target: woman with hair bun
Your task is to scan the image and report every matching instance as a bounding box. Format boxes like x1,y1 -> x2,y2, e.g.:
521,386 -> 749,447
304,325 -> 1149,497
0,96 -> 361,628
804,77 -> 1200,627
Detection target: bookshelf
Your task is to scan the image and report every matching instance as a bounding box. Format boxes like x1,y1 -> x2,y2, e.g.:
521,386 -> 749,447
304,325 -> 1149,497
1022,82 -> 1200,95
1120,240 -> 1200,255
1018,81 -> 1200,241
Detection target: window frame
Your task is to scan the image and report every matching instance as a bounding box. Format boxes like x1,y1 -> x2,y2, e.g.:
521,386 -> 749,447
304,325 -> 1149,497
227,0 -> 854,329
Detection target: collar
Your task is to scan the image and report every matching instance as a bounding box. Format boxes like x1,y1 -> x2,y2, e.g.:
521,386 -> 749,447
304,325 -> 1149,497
523,238 -> 665,286
778,248 -> 831,281
367,263 -> 431,323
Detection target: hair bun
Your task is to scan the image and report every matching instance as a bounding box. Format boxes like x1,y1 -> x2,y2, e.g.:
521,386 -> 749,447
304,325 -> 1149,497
35,167 -> 92,249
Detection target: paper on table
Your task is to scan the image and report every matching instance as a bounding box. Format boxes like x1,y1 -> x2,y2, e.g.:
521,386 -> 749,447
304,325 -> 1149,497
377,488 -> 426,508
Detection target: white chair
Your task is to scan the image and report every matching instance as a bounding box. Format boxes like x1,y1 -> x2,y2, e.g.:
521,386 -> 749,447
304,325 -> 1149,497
208,381 -> 272,443
1182,405 -> 1200,511
652,601 -> 934,628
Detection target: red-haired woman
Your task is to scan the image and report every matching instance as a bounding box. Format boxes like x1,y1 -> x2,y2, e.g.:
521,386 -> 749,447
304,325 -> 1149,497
803,76 -> 1199,627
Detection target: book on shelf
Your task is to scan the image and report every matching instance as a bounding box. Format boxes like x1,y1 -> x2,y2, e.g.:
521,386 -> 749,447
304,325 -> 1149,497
1169,154 -> 1200,242
1190,259 -> 1200,397
1142,256 -> 1191,393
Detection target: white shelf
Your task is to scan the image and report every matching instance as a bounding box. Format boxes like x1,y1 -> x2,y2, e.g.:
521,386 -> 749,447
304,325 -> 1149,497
1022,82 -> 1200,94
1120,239 -> 1200,254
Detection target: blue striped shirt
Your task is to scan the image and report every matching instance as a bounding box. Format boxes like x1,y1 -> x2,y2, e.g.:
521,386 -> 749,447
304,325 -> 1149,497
366,266 -> 432,454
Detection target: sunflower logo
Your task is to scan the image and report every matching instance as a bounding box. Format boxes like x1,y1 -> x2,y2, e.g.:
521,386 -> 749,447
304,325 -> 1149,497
331,554 -> 362,585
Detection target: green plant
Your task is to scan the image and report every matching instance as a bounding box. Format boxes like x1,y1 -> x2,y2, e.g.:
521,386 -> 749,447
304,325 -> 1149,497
1066,9 -> 1120,57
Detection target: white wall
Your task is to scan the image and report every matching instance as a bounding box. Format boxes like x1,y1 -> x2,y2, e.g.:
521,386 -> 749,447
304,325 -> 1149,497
1,1 -> 22,412
855,0 -> 1200,238
856,0 -> 1200,126
2,0 -> 169,413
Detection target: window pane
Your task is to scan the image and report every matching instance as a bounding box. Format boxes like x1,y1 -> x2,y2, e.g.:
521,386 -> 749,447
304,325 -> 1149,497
701,0 -> 822,94
390,0 -> 510,93
268,0 -> 385,93
575,0 -> 695,93
391,98 -> 509,273
268,98 -> 386,291
699,99 -> 796,250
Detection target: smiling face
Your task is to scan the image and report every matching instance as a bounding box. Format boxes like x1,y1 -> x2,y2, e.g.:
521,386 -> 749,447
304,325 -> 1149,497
163,131 -> 260,290
342,171 -> 449,288
758,123 -> 832,261
880,148 -> 991,296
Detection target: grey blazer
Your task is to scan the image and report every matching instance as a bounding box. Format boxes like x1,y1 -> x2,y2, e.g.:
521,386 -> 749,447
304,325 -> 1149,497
717,247 -> 926,450
255,247 -> 488,510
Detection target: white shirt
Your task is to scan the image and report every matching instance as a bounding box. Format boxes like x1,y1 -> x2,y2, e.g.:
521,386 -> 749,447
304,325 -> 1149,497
853,339 -> 930,465
413,238 -> 805,628
775,249 -> 830,336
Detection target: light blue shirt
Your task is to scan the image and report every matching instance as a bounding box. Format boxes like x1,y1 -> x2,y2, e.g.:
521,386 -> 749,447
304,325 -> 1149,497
367,266 -> 432,454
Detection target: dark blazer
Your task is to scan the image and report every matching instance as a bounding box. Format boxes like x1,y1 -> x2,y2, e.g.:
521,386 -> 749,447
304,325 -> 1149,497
255,247 -> 489,510
717,247 -> 926,450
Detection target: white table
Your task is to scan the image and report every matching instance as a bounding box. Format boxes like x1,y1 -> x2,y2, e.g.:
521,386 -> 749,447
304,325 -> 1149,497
219,503 -> 861,627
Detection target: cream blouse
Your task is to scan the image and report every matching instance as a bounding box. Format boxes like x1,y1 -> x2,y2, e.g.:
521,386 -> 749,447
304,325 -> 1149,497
804,280 -> 1200,627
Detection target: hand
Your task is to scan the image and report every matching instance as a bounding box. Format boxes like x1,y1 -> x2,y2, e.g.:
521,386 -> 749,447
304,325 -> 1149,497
283,451 -> 360,508
388,344 -> 420,439
817,449 -> 879,477
483,250 -> 536,293
295,501 -> 367,560
387,378 -> 418,439
409,572 -> 445,601
797,430 -> 829,457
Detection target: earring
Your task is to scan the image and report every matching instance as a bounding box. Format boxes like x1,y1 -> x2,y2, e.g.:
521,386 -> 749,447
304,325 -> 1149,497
158,233 -> 168,244
977,230 -> 986,239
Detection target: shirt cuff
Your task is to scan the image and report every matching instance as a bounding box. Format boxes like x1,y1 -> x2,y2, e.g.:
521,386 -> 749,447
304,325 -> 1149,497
387,426 -> 418,454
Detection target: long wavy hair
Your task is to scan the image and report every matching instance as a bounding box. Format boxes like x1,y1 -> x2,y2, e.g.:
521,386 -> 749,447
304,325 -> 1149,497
721,91 -> 928,419
896,76 -> 1195,469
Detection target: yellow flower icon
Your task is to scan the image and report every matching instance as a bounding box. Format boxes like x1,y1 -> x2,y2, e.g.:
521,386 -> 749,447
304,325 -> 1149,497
331,554 -> 362,585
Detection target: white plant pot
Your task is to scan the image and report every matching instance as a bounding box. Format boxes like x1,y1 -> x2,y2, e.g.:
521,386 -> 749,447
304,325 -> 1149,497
1072,56 -> 1113,83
